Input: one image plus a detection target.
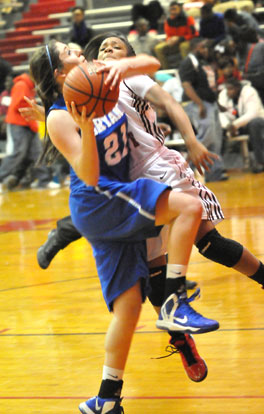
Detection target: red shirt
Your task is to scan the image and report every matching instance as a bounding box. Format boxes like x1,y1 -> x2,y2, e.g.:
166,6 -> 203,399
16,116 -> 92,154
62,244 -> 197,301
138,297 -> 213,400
217,68 -> 242,85
164,15 -> 198,41
5,73 -> 38,133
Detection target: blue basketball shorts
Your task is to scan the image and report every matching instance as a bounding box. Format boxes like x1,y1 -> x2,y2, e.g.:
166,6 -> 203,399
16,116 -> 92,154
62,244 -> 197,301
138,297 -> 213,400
69,176 -> 170,310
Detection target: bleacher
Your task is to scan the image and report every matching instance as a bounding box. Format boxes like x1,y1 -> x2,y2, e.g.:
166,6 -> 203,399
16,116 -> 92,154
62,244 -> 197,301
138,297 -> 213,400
0,0 -> 141,73
1,0 -> 264,73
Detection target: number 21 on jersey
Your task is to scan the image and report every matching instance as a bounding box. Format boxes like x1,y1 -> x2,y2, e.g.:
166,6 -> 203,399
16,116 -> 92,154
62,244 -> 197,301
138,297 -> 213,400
104,122 -> 128,166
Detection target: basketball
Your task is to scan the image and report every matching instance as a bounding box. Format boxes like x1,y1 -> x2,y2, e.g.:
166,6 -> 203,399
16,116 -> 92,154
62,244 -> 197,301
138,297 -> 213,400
63,61 -> 120,118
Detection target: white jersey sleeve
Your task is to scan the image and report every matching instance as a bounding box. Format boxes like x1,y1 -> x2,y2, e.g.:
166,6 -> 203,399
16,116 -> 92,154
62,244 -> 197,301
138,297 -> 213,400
123,74 -> 156,99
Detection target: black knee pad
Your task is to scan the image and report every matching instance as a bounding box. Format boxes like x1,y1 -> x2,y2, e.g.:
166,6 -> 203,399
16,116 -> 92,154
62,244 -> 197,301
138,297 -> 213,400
148,265 -> 166,307
196,228 -> 243,267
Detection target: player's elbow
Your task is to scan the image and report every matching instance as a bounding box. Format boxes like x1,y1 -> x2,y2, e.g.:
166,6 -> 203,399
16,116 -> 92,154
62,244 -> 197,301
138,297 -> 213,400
82,169 -> 99,187
162,93 -> 181,112
74,161 -> 99,187
82,175 -> 99,187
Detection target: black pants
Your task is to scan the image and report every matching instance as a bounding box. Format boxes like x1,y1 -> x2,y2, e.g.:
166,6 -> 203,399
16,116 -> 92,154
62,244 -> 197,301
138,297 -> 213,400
0,124 -> 51,184
247,117 -> 264,165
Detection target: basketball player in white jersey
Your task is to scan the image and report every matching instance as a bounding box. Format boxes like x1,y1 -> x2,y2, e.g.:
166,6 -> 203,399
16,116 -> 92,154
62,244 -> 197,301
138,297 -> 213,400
20,32 -> 264,387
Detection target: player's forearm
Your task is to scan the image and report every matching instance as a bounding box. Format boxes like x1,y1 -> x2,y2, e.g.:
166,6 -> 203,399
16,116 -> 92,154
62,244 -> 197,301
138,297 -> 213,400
75,125 -> 100,186
182,82 -> 203,106
164,97 -> 198,146
121,55 -> 161,78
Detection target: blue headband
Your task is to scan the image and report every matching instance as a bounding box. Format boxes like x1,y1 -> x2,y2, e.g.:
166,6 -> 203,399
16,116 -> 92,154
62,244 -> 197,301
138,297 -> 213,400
45,44 -> 53,72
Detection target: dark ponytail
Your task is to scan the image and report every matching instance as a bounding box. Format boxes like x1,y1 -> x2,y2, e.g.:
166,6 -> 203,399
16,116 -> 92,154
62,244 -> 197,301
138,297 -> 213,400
29,39 -> 63,164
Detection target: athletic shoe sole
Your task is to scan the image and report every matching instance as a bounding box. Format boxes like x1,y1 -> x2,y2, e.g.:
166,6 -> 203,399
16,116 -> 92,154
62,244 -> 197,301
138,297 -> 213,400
156,319 -> 219,334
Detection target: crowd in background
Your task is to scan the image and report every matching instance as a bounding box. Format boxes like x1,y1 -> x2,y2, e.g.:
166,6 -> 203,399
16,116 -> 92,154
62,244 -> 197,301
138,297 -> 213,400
1,0 -> 264,192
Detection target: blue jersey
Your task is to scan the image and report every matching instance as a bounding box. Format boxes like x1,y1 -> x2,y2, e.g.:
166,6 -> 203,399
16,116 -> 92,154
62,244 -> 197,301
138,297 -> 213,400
49,96 -> 169,310
49,96 -> 129,186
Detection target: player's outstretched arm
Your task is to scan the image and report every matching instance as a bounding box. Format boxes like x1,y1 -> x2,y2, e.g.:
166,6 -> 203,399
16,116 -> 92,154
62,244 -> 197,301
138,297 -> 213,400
18,96 -> 45,122
95,54 -> 160,89
145,84 -> 219,174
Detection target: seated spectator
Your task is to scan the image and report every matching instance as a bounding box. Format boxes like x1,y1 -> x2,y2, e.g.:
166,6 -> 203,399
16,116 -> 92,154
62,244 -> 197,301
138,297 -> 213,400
130,3 -> 147,35
146,0 -> 165,32
130,1 -> 165,34
213,38 -> 237,63
218,78 -> 264,173
199,3 -> 226,45
128,17 -> 160,56
233,26 -> 264,103
217,56 -> 242,91
154,1 -> 198,69
0,73 -> 53,191
224,8 -> 262,38
68,6 -> 94,49
179,37 -> 227,182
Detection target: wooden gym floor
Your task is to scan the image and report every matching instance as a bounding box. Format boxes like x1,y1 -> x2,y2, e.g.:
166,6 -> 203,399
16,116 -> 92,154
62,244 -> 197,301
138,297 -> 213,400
0,170 -> 264,414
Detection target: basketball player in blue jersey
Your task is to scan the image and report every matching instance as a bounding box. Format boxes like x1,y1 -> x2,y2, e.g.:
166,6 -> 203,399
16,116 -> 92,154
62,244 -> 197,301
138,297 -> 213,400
29,40 -> 219,414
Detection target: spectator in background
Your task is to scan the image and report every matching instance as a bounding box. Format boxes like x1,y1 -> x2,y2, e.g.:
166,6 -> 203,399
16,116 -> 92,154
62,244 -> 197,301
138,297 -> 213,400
179,37 -> 227,182
0,73 -> 53,191
213,38 -> 237,64
130,1 -> 164,34
233,26 -> 264,104
128,17 -> 160,56
69,6 -> 94,49
216,56 -> 242,91
218,78 -> 264,173
224,8 -> 262,39
146,0 -> 165,32
199,3 -> 226,45
154,1 -> 198,69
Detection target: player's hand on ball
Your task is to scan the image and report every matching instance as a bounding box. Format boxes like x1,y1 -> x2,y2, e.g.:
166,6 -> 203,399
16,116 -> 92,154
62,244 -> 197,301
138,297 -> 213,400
94,59 -> 126,89
66,101 -> 95,132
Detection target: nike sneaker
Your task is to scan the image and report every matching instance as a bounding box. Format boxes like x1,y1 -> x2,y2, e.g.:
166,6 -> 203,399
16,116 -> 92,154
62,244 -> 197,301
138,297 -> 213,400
170,333 -> 208,381
156,288 -> 219,334
154,333 -> 208,382
79,396 -> 124,414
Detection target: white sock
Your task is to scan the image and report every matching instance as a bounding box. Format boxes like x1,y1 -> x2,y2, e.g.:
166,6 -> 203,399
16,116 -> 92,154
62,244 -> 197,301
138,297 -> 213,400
103,365 -> 124,381
167,264 -> 188,278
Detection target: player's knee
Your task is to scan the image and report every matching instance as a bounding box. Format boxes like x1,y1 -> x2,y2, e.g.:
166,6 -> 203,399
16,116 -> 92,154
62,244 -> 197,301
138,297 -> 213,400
196,228 -> 243,267
186,199 -> 203,220
116,300 -> 142,326
148,265 -> 166,307
171,193 -> 202,220
114,284 -> 142,323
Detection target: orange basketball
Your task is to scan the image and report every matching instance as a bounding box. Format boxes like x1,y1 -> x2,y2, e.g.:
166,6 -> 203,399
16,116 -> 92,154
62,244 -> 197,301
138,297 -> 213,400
63,61 -> 119,118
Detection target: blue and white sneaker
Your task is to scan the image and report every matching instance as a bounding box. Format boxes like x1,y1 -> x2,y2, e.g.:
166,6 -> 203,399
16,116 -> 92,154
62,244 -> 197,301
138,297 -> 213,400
79,396 -> 124,414
156,288 -> 219,334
